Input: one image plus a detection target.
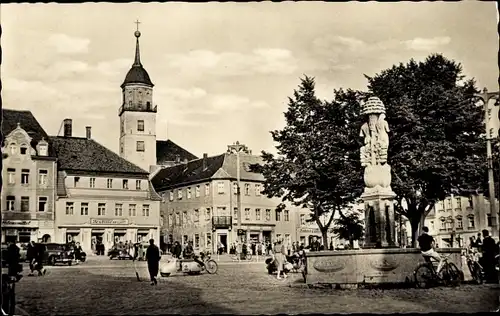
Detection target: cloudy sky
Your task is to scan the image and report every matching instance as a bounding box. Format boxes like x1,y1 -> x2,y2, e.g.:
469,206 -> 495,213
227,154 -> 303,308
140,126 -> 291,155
2,2 -> 498,158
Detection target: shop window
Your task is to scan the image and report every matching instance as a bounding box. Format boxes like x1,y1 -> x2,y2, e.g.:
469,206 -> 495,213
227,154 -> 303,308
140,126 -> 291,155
38,197 -> 48,212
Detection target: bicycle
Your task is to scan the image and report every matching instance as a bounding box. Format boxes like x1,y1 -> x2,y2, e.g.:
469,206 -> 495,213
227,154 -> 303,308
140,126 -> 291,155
231,252 -> 252,261
1,272 -> 22,316
465,251 -> 484,284
414,253 -> 463,289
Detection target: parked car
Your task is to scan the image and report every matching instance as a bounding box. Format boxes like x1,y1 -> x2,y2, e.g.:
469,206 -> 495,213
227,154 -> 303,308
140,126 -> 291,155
44,243 -> 74,266
108,246 -> 133,260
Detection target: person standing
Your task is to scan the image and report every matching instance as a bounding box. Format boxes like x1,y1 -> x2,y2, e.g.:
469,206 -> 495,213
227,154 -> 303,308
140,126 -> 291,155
480,230 -> 498,283
146,239 -> 161,286
274,240 -> 287,280
6,241 -> 21,278
35,242 -> 47,276
26,241 -> 37,276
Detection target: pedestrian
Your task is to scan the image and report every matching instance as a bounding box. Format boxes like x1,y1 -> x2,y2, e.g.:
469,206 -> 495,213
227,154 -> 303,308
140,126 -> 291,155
274,239 -> 287,280
27,241 -> 37,276
146,239 -> 161,286
480,230 -> 498,283
6,241 -> 21,278
35,241 -> 47,276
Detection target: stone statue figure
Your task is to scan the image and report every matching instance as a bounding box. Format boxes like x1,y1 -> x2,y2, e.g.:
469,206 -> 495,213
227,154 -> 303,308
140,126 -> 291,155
376,113 -> 389,164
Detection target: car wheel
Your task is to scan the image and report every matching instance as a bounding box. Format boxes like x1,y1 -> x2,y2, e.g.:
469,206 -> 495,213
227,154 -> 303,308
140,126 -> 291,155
160,273 -> 170,277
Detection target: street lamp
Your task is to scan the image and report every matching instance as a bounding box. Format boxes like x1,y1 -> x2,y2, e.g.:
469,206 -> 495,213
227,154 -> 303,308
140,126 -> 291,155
227,141 -> 248,243
475,88 -> 500,238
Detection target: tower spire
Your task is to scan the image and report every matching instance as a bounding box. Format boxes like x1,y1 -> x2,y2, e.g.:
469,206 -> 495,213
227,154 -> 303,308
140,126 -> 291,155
133,19 -> 142,67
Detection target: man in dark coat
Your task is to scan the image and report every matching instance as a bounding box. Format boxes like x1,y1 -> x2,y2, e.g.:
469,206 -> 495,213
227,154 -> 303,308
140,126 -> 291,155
146,239 -> 161,286
480,230 -> 499,283
27,241 -> 37,276
35,242 -> 47,276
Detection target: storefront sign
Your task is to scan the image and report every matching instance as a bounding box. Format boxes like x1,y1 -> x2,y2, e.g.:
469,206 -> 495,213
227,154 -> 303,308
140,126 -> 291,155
299,227 -> 335,234
90,218 -> 129,225
2,220 -> 37,227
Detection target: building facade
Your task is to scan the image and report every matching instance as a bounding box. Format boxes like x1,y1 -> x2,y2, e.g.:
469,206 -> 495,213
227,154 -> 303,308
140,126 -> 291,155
425,194 -> 498,248
50,120 -> 161,254
1,110 -> 57,244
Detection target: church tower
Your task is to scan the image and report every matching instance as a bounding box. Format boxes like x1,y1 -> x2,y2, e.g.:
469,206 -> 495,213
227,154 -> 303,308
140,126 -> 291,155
119,23 -> 157,172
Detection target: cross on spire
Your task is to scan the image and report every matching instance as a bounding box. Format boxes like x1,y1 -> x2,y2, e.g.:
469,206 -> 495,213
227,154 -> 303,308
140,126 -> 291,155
135,19 -> 141,32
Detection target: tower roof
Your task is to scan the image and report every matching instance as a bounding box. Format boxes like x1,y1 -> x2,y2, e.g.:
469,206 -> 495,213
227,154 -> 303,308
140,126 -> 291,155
121,25 -> 154,88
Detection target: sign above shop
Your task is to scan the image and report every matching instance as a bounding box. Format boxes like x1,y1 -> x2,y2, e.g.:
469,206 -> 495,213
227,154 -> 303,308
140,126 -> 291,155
90,218 -> 129,226
299,227 -> 335,234
2,220 -> 38,227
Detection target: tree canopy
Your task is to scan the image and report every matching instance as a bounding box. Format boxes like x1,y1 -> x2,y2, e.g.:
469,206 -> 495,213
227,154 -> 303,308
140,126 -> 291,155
332,211 -> 364,248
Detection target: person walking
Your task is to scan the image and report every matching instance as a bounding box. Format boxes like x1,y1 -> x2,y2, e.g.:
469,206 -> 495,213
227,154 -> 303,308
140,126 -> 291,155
146,239 -> 161,286
35,241 -> 47,276
274,240 -> 287,280
26,241 -> 37,276
480,230 -> 499,283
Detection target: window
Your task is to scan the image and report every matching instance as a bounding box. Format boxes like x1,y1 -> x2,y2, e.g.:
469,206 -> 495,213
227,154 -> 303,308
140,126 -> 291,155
90,178 -> 96,188
234,207 -> 238,220
439,201 -> 445,211
142,205 -> 150,217
446,198 -> 452,209
137,120 -> 144,132
233,182 -> 238,195
38,169 -> 48,186
81,203 -> 89,216
38,197 -> 48,212
136,180 -> 141,190
187,187 -> 192,199
136,141 -> 145,152
255,184 -> 261,196
66,202 -> 74,215
129,204 -> 136,216
300,214 -> 306,226
276,234 -> 282,241
195,234 -> 200,249
74,177 -> 80,187
255,209 -> 261,220
21,169 -> 29,185
9,143 -> 16,155
20,197 -> 29,212
487,213 -> 493,227
177,189 -> 183,200
217,182 -> 225,194
468,197 -> 474,208
244,183 -> 250,195
455,197 -> 461,208
467,215 -> 475,228
456,216 -> 463,229
123,179 -> 129,189
205,183 -> 210,196
275,210 -> 281,221
195,186 -> 200,197
206,208 -> 211,220
183,211 -> 188,226
284,210 -> 290,221
38,144 -> 48,156
115,204 -> 123,216
169,191 -> 174,201
7,168 -> 15,184
206,233 -> 212,248
245,208 -> 250,220
20,146 -> 27,155
98,203 -> 106,216
440,218 -> 446,229
175,213 -> 180,226
265,209 -> 271,221
194,209 -> 199,222
168,214 -> 173,226
107,179 -> 113,189
6,196 -> 15,211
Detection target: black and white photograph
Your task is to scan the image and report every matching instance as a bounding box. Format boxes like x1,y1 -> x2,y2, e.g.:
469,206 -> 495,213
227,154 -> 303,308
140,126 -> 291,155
0,1 -> 499,315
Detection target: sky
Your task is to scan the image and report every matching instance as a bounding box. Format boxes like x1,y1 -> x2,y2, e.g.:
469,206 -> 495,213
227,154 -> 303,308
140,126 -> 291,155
1,2 -> 498,158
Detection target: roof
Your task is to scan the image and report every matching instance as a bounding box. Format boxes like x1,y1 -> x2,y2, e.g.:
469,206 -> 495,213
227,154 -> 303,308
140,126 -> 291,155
1,109 -> 56,157
49,136 -> 149,176
151,152 -> 264,192
121,66 -> 153,88
156,139 -> 198,165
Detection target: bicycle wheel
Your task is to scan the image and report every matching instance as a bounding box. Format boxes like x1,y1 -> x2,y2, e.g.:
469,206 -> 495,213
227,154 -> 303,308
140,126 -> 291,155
442,262 -> 462,286
205,259 -> 218,274
468,261 -> 483,285
414,263 -> 434,289
246,253 -> 252,261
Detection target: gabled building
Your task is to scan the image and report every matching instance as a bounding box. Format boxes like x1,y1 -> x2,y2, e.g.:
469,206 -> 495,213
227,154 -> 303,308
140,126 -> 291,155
1,109 -> 57,243
118,28 -> 196,174
151,143 -> 306,254
50,119 -> 161,254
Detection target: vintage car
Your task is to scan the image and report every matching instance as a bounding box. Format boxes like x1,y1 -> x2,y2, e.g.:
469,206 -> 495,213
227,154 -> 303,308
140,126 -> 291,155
44,243 -> 75,266
108,246 -> 133,260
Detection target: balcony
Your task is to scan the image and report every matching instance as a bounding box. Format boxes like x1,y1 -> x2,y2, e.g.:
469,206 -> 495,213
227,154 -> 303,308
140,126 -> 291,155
212,216 -> 232,229
119,104 -> 158,116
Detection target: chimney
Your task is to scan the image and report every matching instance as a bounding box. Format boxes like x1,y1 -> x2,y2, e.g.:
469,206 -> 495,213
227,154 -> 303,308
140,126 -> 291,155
85,126 -> 91,139
202,153 -> 208,170
63,119 -> 72,137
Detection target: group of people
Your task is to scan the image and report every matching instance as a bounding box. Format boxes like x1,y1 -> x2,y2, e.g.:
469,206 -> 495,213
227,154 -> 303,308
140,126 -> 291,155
418,227 -> 499,283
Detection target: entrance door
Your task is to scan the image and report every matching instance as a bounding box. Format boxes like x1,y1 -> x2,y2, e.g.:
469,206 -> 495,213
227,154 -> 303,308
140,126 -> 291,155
262,231 -> 271,243
219,234 -> 227,253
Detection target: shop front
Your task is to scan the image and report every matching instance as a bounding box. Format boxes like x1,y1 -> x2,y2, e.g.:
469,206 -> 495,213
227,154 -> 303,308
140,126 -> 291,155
1,220 -> 40,244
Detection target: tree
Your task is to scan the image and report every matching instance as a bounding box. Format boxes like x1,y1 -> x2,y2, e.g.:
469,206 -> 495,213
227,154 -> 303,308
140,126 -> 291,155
253,76 -> 364,246
365,54 -> 485,246
332,211 -> 364,248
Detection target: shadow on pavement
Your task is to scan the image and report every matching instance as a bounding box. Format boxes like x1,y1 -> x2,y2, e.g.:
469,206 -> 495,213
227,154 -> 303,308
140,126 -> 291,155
15,269 -> 236,316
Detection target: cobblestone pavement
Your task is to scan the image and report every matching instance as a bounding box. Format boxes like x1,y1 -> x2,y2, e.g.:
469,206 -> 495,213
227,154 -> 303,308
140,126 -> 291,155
15,257 -> 499,315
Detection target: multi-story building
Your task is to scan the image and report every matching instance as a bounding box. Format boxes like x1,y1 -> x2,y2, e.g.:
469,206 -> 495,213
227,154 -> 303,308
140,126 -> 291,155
118,28 -> 196,174
50,119 -> 162,254
151,144 -> 319,253
425,194 -> 497,248
1,109 -> 57,243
